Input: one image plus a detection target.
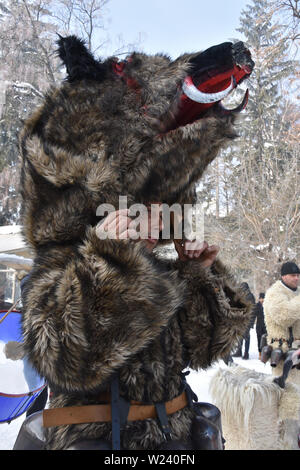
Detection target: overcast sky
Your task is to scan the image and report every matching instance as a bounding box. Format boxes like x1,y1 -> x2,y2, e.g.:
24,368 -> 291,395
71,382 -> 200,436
101,0 -> 251,59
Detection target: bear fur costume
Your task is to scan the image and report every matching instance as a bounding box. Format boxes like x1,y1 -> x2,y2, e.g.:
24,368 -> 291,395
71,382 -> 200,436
19,36 -> 254,450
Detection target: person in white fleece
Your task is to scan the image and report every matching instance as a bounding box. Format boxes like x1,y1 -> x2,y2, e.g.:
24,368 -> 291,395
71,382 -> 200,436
264,261 -> 300,385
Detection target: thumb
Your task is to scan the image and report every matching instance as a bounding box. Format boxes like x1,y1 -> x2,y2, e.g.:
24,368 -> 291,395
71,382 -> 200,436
174,240 -> 187,260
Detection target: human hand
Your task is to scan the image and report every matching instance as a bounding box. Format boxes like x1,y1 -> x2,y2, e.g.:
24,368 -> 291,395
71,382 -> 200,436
96,209 -> 138,240
174,239 -> 220,268
96,206 -> 163,252
128,203 -> 163,251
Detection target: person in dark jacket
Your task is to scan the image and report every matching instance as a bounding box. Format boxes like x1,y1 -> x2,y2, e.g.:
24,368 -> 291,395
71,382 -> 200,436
253,293 -> 266,360
233,282 -> 256,359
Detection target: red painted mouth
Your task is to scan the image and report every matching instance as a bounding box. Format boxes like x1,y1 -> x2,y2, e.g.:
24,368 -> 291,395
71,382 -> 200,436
113,41 -> 254,134
169,64 -> 251,131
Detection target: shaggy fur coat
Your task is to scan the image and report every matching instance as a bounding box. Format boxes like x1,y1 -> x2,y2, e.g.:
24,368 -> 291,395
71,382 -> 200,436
210,365 -> 300,450
264,280 -> 300,383
19,37 -> 253,450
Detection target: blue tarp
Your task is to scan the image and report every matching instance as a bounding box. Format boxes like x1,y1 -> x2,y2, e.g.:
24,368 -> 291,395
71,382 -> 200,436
0,311 -> 46,422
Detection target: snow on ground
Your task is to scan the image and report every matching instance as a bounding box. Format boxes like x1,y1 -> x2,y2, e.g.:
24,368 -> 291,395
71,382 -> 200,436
186,328 -> 272,403
0,329 -> 271,450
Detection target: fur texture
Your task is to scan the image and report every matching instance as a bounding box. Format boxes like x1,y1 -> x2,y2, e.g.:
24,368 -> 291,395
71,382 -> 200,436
19,37 -> 253,450
19,38 -> 245,250
210,366 -> 300,450
264,280 -> 300,383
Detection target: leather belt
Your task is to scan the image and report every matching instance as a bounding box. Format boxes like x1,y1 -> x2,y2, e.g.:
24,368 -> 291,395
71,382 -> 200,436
43,391 -> 188,428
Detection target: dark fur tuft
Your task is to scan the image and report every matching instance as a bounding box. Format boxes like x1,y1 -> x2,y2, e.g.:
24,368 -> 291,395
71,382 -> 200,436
56,35 -> 106,82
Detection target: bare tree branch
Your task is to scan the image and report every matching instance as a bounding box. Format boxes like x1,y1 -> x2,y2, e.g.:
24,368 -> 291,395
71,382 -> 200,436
21,0 -> 57,84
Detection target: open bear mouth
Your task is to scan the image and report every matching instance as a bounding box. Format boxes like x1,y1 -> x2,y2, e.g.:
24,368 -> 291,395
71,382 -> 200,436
112,41 -> 254,135
159,41 -> 254,133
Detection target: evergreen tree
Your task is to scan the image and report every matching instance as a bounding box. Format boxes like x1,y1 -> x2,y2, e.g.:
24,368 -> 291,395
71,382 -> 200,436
199,0 -> 300,289
231,0 -> 299,284
237,0 -> 295,177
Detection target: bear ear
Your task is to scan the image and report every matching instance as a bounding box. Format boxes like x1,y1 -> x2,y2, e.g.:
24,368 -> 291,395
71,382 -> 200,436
56,34 -> 106,82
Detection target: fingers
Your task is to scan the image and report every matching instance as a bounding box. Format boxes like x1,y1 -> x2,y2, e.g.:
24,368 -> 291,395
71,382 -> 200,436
96,208 -> 219,265
208,245 -> 220,255
199,244 -> 220,268
100,209 -> 130,229
96,209 -> 132,239
174,239 -> 220,267
205,245 -> 220,259
144,203 -> 164,240
149,207 -> 164,240
184,240 -> 208,259
96,206 -> 165,242
173,239 -> 187,261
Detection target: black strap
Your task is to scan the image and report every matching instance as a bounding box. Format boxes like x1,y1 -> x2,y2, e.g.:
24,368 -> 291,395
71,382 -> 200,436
155,402 -> 172,441
111,375 -> 121,450
181,371 -> 198,407
111,371 -> 195,447
110,374 -> 130,450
